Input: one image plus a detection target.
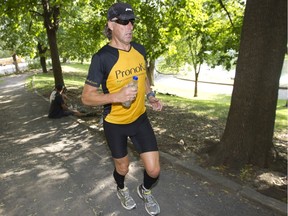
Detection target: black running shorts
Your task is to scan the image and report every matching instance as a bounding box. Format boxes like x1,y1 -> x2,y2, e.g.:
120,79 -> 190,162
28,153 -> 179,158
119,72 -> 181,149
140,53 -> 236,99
103,112 -> 158,159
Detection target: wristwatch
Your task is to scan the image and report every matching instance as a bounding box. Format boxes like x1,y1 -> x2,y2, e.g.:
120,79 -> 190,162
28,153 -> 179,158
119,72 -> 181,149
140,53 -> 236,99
146,91 -> 156,100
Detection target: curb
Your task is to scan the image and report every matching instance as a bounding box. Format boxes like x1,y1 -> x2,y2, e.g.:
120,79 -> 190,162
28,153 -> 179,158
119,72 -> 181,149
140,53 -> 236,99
159,151 -> 287,216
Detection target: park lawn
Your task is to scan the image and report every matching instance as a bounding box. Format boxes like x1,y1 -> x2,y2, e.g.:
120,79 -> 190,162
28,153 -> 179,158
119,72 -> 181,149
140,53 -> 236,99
26,63 -> 88,95
26,62 -> 287,133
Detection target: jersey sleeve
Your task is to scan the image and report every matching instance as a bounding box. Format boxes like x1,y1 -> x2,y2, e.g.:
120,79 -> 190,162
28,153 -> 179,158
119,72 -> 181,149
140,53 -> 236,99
85,53 -> 103,88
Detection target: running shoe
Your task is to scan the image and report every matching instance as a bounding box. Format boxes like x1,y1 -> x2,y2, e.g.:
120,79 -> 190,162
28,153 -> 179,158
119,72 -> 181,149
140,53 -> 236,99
117,186 -> 136,210
137,184 -> 160,216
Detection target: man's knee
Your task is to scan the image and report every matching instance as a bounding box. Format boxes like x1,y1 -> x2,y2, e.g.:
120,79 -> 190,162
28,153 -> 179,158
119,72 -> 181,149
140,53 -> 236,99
145,165 -> 160,178
114,157 -> 130,175
141,151 -> 160,178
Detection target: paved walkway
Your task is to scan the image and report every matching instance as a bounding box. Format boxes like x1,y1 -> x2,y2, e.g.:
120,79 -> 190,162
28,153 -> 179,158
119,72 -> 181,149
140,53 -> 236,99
0,74 -> 286,216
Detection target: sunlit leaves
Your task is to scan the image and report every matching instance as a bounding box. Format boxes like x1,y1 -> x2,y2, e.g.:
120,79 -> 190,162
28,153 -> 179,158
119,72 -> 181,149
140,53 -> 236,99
159,0 -> 244,72
0,0 -> 245,70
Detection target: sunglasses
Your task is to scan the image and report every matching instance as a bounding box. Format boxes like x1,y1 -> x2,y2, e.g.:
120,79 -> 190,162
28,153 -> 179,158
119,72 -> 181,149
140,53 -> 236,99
112,19 -> 135,26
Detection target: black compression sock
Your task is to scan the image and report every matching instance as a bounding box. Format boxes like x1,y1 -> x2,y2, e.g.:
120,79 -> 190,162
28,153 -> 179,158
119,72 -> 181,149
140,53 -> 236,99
143,170 -> 159,190
113,169 -> 125,189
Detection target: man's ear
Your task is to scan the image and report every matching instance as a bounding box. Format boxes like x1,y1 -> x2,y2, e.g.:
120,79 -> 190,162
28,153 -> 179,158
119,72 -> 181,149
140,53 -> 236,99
108,21 -> 114,31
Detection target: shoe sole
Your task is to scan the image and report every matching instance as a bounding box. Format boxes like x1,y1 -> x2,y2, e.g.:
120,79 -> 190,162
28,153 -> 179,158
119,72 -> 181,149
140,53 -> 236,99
117,192 -> 136,210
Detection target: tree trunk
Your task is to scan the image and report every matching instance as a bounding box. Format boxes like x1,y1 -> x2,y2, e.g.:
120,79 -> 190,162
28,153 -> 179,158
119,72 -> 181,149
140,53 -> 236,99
12,53 -> 20,73
193,64 -> 201,97
37,42 -> 48,73
46,29 -> 63,84
40,56 -> 47,73
194,72 -> 198,97
212,0 -> 287,169
42,0 -> 64,86
147,60 -> 155,86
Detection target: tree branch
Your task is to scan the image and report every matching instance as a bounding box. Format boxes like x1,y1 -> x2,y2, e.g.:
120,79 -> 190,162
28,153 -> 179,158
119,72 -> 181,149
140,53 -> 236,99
218,0 -> 234,29
29,10 -> 43,17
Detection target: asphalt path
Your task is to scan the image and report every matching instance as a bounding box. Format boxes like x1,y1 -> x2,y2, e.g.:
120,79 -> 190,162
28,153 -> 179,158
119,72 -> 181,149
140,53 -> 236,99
0,74 -> 285,216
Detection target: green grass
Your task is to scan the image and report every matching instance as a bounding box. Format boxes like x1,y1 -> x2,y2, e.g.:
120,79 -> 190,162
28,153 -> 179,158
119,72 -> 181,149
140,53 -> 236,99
26,63 -> 89,93
157,93 -> 287,132
157,94 -> 231,121
26,62 -> 287,132
61,62 -> 89,73
276,101 -> 288,131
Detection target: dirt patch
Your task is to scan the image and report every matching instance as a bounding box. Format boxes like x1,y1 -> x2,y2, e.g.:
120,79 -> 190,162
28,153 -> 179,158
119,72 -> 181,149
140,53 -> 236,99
54,88 -> 287,203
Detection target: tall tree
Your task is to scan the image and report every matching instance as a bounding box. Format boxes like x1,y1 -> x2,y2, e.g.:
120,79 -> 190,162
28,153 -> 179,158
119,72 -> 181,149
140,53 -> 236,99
156,0 -> 244,97
41,0 -> 63,86
211,0 -> 287,169
0,3 -> 36,72
0,0 -> 62,79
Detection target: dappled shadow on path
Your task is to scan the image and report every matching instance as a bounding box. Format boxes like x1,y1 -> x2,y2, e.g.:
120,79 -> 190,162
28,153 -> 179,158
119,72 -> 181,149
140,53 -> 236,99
0,76 -> 144,216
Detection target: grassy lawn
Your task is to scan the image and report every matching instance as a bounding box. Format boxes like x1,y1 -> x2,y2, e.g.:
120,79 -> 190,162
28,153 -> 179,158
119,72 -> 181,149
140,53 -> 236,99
26,62 -> 287,132
26,63 -> 88,94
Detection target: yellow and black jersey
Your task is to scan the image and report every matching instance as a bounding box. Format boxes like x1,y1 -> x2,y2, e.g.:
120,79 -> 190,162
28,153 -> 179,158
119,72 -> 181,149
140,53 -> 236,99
85,42 -> 147,124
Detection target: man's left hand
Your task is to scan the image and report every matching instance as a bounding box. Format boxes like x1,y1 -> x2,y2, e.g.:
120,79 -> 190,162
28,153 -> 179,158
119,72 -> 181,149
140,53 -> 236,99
148,97 -> 163,111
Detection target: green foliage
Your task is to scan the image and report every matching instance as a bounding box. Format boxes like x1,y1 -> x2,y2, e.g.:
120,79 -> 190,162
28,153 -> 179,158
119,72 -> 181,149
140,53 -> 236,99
158,0 -> 244,74
131,0 -> 171,63
0,49 -> 11,58
0,0 -> 39,57
57,0 -> 108,62
0,0 -> 107,63
203,0 -> 244,69
0,0 -> 245,72
156,57 -> 180,74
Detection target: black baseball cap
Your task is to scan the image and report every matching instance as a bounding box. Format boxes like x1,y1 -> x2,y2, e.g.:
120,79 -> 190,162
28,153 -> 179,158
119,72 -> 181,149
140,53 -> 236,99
107,2 -> 135,20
